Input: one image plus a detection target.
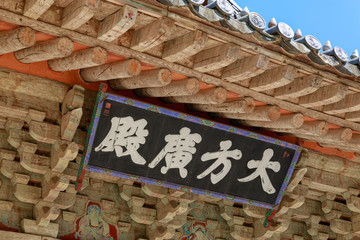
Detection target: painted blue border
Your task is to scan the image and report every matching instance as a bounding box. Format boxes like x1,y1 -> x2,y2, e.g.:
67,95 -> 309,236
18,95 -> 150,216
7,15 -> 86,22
83,92 -> 302,209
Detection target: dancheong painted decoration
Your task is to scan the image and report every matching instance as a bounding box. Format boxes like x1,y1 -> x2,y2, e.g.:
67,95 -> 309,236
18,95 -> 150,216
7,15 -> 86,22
79,86 -> 302,209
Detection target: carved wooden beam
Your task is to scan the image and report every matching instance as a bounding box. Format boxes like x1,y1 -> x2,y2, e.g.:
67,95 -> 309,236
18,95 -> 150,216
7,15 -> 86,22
62,0 -> 100,30
48,47 -> 108,72
29,121 -> 60,144
21,219 -> 59,238
330,219 -> 352,235
15,37 -> 73,63
273,75 -> 323,99
80,59 -> 141,82
224,105 -> 281,121
193,43 -> 242,72
162,30 -> 208,62
191,98 -> 255,114
109,68 -> 171,90
169,87 -> 227,104
298,84 -> 347,108
62,85 -> 85,115
23,0 -> 55,19
138,78 -> 200,97
0,27 -> 36,55
129,196 -> 156,225
249,66 -> 297,91
130,17 -> 175,52
323,92 -> 360,115
98,5 -> 137,42
14,184 -> 42,204
51,141 -> 78,173
221,54 -> 269,82
34,202 -> 60,227
142,183 -> 168,198
244,113 -> 304,129
61,108 -> 82,141
20,152 -> 50,174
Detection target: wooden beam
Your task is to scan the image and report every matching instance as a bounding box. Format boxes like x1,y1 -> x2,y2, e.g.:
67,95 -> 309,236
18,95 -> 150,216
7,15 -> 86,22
80,59 -> 141,82
98,5 -> 137,42
296,128 -> 352,144
300,150 -> 360,180
23,0 -> 55,19
48,47 -> 108,71
221,54 -> 269,82
345,111 -> 360,122
14,37 -> 73,63
2,9 -> 360,130
273,75 -> 323,99
274,121 -> 329,136
191,98 -> 255,114
62,0 -> 100,30
0,27 -> 36,55
162,30 -> 208,62
249,66 -> 297,91
193,43 -> 242,72
138,78 -> 200,97
302,167 -> 359,194
323,92 -> 360,115
109,68 -> 171,89
298,84 -> 347,108
29,121 -> 60,144
130,17 -> 175,52
222,105 -> 281,121
170,87 -> 227,104
244,113 -> 304,129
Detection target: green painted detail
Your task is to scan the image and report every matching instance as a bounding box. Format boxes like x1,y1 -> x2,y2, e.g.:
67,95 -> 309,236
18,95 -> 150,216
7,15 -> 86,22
75,84 -> 104,190
126,99 -> 135,105
147,106 -> 160,113
201,120 -> 215,126
178,114 -> 187,119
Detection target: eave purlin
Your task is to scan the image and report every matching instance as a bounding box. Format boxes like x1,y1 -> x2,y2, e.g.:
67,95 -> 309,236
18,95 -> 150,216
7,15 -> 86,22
1,8 -> 360,131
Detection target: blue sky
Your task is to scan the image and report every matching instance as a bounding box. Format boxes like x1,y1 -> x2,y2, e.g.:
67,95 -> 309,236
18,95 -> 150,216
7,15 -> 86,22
235,0 -> 359,58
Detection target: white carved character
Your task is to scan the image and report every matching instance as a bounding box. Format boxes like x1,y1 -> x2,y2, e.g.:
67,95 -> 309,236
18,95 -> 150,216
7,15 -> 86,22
148,127 -> 202,178
197,140 -> 242,184
95,116 -> 149,165
237,148 -> 281,194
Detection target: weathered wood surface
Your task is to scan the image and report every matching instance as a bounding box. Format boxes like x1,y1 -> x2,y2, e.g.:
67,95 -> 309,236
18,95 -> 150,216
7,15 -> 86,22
193,43 -> 242,72
0,27 -> 36,55
98,5 -> 137,42
274,75 -> 323,99
62,0 -> 100,30
244,113 -> 304,129
162,30 -> 208,62
109,68 -> 171,89
222,54 -> 269,82
191,98 -> 255,114
223,105 -> 281,121
80,59 -> 141,82
23,0 -> 55,19
139,78 -> 200,97
249,66 -> 297,91
48,47 -> 108,71
130,17 -> 175,52
298,84 -> 347,108
15,37 -> 74,63
170,87 -> 227,104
